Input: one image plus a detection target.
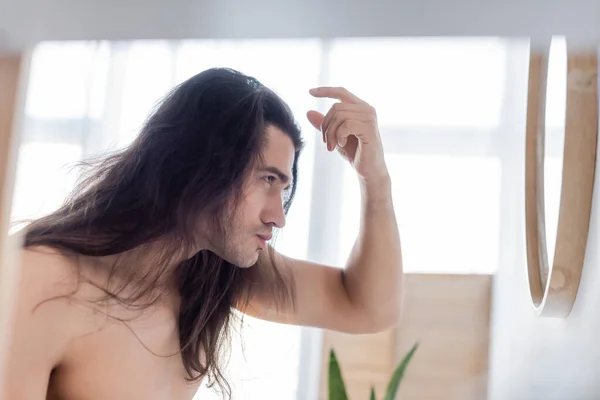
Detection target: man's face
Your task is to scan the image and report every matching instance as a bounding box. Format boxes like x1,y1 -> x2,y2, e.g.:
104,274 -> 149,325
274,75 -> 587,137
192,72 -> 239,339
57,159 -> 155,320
213,125 -> 295,268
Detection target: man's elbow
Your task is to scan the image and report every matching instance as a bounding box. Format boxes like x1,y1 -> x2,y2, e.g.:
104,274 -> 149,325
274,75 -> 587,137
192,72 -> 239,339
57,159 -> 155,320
353,304 -> 403,334
373,307 -> 403,332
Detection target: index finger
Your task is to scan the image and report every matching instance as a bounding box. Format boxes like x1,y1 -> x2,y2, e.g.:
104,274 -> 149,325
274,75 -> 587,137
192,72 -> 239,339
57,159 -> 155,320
309,86 -> 366,104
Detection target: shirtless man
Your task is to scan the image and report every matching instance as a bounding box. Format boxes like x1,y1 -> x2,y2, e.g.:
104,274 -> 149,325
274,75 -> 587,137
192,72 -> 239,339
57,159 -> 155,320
4,67 -> 403,399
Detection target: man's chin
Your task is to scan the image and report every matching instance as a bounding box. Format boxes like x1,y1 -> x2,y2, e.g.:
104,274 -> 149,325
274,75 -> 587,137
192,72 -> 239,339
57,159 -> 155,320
232,253 -> 260,269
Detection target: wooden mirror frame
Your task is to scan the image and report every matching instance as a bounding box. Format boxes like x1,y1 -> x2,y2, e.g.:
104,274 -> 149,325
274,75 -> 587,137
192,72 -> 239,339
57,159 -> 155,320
525,40 -> 598,318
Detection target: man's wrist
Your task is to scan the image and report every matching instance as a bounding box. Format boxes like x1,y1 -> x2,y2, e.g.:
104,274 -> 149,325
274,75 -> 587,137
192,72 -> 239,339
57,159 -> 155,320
359,172 -> 393,204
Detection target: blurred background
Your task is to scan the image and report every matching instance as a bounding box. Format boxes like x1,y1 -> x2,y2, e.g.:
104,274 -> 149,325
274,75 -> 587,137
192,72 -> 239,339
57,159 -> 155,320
6,36 -> 568,399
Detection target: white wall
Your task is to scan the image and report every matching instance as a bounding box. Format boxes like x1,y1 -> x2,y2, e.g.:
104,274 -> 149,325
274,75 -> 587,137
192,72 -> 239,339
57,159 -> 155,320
2,0 -> 600,51
488,50 -> 600,400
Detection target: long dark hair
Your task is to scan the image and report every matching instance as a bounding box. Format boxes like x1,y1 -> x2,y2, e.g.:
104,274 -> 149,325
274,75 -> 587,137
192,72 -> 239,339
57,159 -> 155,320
21,67 -> 304,397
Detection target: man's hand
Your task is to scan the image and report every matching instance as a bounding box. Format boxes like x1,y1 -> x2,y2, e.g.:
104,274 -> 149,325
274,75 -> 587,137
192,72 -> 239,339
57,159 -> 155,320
307,87 -> 389,183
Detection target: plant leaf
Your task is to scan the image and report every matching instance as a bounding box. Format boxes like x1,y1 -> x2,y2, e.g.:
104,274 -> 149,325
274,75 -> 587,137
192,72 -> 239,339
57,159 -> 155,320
384,342 -> 419,400
328,348 -> 349,400
370,387 -> 376,400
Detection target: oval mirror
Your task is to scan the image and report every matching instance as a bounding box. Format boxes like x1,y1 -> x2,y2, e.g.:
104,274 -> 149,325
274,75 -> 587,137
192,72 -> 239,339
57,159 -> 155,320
525,38 -> 598,318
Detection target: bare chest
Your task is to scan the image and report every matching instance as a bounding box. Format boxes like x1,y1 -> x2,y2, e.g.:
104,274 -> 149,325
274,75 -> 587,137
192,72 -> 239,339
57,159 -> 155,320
47,312 -> 201,400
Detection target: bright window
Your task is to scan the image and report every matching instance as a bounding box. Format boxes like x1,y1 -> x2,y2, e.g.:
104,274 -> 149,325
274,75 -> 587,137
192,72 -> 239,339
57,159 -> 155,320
25,41 -> 110,120
328,37 -> 507,128
11,142 -> 82,233
329,38 -> 507,273
339,154 -> 502,274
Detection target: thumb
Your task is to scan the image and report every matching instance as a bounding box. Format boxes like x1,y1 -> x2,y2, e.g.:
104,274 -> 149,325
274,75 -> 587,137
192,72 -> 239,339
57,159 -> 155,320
306,110 -> 325,132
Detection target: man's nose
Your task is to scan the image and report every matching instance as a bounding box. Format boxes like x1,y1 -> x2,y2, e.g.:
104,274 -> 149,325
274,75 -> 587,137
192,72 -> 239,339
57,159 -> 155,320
262,196 -> 286,228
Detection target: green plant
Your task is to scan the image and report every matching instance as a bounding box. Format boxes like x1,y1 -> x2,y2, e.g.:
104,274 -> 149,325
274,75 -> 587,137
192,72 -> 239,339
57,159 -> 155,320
328,341 -> 419,400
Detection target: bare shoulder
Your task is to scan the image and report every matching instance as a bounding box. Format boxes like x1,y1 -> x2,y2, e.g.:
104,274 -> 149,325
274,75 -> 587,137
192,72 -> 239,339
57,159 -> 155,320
11,243 -> 82,348
17,244 -> 80,304
4,242 -> 82,398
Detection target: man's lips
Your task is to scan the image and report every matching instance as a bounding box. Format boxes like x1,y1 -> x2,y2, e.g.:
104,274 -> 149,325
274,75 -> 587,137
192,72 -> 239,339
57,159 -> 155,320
256,233 -> 272,241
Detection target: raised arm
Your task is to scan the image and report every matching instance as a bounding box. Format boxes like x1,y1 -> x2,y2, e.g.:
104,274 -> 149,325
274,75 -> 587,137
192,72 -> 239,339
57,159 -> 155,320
239,87 -> 403,333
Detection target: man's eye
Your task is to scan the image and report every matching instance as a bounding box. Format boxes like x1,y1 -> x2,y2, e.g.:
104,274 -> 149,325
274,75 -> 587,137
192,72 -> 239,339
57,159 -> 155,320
264,175 -> 276,184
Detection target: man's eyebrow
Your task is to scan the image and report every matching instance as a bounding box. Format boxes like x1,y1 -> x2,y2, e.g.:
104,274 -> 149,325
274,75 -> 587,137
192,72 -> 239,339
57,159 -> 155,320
259,166 -> 291,185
